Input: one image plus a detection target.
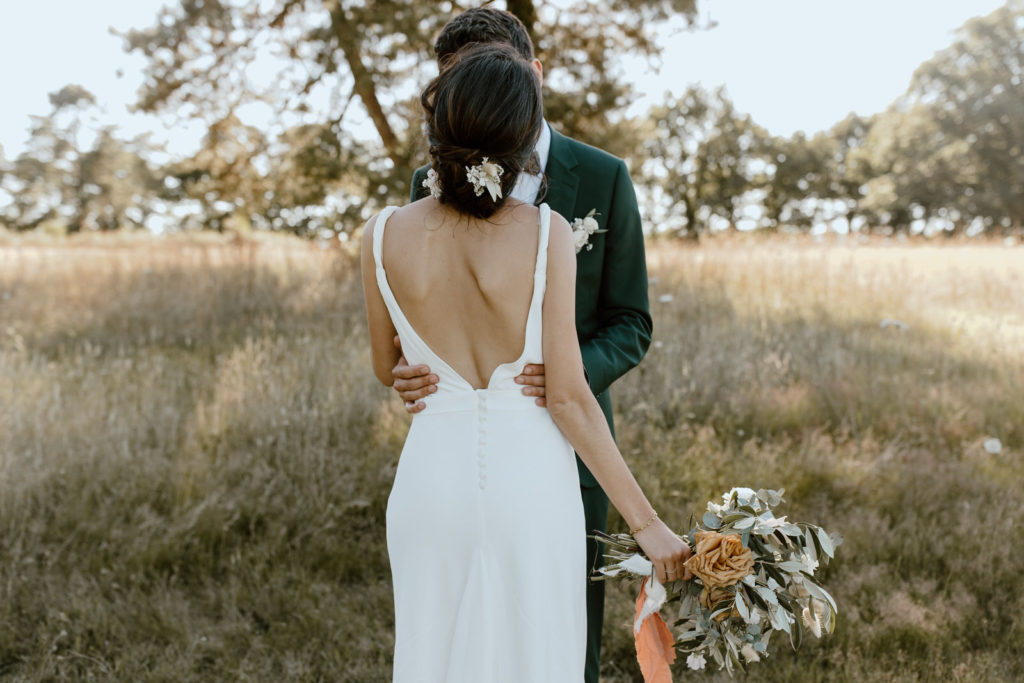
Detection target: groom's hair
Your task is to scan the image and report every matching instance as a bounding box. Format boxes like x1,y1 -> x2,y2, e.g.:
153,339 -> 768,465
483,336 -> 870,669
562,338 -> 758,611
434,8 -> 535,66
420,43 -> 543,219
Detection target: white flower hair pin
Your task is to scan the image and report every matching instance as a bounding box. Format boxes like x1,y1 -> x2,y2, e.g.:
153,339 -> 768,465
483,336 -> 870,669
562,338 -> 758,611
570,209 -> 606,253
465,157 -> 504,202
422,168 -> 443,200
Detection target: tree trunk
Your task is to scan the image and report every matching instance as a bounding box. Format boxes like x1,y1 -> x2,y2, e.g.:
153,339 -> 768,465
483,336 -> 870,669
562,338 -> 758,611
683,194 -> 699,242
332,9 -> 402,168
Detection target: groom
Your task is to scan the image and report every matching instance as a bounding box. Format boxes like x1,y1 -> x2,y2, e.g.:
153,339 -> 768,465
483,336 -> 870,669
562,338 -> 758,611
395,8 -> 652,681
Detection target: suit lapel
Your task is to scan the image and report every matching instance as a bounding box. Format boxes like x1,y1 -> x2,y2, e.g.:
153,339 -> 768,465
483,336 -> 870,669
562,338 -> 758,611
542,128 -> 579,219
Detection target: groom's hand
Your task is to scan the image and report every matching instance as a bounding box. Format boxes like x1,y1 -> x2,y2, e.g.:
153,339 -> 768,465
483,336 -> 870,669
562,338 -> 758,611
391,335 -> 437,413
515,363 -> 546,407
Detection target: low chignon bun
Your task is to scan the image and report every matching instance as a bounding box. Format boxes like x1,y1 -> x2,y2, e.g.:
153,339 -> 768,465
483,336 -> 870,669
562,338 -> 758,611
420,43 -> 543,219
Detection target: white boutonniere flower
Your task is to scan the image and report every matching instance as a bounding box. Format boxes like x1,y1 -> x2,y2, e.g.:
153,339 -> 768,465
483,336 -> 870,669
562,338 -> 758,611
570,209 -> 606,253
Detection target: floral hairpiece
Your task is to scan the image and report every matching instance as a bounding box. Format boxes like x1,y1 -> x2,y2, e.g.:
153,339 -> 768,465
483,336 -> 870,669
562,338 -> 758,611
422,168 -> 443,200
465,157 -> 504,202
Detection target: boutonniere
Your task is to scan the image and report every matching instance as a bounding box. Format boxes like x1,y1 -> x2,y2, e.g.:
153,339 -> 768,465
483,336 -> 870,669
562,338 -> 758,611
570,209 -> 606,253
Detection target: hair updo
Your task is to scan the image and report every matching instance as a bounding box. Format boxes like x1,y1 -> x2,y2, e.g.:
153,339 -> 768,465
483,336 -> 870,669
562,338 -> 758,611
420,42 -> 543,219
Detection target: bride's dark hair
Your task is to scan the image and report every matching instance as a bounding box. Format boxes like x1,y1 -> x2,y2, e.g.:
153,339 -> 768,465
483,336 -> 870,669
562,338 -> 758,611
420,42 -> 543,219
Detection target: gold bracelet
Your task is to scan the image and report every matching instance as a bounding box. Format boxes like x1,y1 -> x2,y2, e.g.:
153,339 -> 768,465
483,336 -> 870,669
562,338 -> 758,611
630,510 -> 659,536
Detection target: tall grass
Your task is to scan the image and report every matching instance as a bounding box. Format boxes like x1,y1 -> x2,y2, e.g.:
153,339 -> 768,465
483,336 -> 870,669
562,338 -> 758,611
1,235 -> 1021,681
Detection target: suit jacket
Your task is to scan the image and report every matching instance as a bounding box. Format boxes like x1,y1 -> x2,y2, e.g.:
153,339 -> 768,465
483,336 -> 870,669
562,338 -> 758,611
410,126 -> 652,488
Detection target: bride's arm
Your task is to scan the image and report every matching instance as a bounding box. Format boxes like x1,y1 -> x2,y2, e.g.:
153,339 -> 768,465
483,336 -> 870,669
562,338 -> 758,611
360,214 -> 402,386
542,212 -> 690,583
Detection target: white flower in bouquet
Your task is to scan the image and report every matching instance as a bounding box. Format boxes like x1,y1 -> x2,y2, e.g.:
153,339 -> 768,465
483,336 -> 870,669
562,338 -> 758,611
686,652 -> 707,671
724,487 -> 758,506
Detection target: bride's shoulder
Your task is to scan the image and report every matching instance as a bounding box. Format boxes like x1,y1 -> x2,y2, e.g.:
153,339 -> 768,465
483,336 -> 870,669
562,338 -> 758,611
543,208 -> 574,259
544,205 -> 572,233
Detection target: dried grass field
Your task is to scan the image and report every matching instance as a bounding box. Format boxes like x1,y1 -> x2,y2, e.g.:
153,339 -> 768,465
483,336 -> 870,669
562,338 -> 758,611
1,232 -> 1022,681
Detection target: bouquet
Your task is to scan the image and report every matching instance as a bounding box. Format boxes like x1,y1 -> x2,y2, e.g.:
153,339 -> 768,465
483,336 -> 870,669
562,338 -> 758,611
592,487 -> 841,678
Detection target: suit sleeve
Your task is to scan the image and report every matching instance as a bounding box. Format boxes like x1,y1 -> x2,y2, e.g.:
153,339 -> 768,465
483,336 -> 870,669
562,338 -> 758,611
410,167 -> 428,203
578,161 -> 653,397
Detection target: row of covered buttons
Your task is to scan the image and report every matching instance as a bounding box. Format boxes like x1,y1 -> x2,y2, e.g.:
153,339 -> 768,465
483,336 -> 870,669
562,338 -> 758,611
477,392 -> 487,489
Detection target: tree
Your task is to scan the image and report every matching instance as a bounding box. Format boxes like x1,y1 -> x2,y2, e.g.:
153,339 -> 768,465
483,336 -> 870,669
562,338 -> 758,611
905,0 -> 1024,234
641,86 -> 767,239
77,128 -> 160,231
120,0 -> 699,233
760,131 -> 831,231
851,104 -> 968,233
1,85 -> 158,233
3,85 -> 96,232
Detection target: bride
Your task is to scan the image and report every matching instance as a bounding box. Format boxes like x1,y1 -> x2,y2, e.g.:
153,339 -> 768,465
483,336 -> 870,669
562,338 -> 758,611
360,43 -> 690,681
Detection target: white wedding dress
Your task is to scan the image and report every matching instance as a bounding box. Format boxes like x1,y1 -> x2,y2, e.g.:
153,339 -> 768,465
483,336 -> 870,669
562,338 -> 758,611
372,203 -> 587,682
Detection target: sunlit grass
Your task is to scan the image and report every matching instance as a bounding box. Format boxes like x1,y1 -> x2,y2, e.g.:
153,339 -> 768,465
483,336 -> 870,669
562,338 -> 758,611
1,234 -> 1021,680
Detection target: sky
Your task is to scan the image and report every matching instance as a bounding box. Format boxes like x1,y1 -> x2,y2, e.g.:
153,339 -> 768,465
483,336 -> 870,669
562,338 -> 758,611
0,0 -> 1009,159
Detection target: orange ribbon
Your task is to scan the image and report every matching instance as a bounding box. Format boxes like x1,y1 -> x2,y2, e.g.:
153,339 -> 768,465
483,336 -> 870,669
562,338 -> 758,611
634,576 -> 676,682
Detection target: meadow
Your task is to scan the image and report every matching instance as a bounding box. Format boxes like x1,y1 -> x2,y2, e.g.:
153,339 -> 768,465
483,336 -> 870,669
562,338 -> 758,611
1,231 -> 1022,681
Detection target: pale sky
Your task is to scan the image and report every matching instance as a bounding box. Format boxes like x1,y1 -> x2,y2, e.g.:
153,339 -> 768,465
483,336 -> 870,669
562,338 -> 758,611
0,0 -> 1009,159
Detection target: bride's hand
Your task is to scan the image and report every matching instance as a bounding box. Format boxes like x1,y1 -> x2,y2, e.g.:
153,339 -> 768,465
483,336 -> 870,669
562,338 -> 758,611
634,519 -> 693,584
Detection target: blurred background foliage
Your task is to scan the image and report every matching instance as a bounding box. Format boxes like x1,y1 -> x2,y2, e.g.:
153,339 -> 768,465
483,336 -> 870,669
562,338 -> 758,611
0,0 -> 1022,239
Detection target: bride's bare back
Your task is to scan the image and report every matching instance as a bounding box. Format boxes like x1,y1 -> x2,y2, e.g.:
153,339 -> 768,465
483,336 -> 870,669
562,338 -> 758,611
380,198 -> 541,389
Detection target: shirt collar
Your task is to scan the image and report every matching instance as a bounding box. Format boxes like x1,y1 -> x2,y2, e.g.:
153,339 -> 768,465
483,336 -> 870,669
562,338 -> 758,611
534,120 -> 551,174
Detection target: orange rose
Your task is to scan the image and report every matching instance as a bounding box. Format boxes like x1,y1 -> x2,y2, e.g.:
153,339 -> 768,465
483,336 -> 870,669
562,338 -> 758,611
698,586 -> 740,622
683,530 -> 754,588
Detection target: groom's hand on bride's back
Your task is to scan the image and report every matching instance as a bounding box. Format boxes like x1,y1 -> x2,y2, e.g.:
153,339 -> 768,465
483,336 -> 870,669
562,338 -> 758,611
392,335 -> 437,414
391,336 -> 547,411
516,364 -> 546,407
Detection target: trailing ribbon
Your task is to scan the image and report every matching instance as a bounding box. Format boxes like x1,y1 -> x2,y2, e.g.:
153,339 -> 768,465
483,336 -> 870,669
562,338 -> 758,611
634,574 -> 676,682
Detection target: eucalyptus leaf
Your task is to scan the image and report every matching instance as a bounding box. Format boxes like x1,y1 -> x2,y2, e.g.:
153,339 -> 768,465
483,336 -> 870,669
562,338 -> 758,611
746,585 -> 769,611
755,585 -> 779,607
734,517 -> 756,530
703,511 -> 722,529
777,560 -> 806,573
735,591 -> 749,621
788,610 -> 803,650
802,579 -> 837,614
764,564 -> 787,587
816,527 -> 835,558
803,528 -> 818,563
770,604 -> 789,631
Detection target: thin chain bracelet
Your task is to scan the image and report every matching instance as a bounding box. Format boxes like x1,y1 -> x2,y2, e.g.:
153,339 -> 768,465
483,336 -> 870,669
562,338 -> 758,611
630,510 -> 659,536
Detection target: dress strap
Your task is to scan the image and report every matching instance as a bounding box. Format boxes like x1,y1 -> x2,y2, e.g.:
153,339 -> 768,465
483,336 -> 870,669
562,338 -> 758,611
534,203 -> 551,283
372,206 -> 401,276
521,204 -> 551,337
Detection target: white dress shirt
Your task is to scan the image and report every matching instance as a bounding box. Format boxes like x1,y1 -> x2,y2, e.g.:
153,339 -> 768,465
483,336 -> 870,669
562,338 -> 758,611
509,121 -> 551,205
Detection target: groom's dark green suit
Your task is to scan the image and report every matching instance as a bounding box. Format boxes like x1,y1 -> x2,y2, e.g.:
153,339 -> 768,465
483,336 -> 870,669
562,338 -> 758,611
411,125 -> 652,683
